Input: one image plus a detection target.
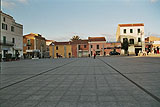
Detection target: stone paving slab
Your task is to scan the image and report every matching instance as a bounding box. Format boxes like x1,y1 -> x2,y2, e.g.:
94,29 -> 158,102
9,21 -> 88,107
0,57 -> 160,107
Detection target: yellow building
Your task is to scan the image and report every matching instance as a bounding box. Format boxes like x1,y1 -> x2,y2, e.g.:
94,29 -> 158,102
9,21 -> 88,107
49,42 -> 72,58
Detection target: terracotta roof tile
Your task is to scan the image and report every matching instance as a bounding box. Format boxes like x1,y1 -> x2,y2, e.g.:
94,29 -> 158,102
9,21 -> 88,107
118,23 -> 144,27
88,37 -> 106,41
71,40 -> 88,44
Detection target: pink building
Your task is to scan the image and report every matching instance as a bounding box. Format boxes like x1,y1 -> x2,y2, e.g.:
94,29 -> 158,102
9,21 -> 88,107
105,42 -> 121,55
88,37 -> 106,56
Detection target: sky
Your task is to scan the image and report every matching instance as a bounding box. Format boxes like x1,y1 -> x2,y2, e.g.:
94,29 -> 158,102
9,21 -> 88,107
1,0 -> 160,41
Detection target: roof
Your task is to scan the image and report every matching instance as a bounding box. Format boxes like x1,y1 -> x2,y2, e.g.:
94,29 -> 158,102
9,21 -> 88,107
23,33 -> 45,40
54,42 -> 70,45
118,23 -> 144,27
46,40 -> 54,42
71,40 -> 89,44
0,11 -> 13,19
88,37 -> 106,42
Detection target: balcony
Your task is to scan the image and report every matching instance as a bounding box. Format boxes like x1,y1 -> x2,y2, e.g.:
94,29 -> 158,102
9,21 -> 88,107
0,40 -> 14,46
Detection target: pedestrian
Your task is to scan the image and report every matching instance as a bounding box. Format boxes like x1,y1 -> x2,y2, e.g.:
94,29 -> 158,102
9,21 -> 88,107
154,47 -> 157,54
94,53 -> 96,59
157,46 -> 159,54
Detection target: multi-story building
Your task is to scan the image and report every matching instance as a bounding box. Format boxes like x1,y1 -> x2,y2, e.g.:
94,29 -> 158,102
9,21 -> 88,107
116,23 -> 145,55
71,40 -> 89,57
88,37 -> 106,56
0,11 -> 23,60
23,33 -> 46,58
49,42 -> 72,58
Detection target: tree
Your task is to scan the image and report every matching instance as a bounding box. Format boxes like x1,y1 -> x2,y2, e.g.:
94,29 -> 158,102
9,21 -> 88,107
121,38 -> 129,54
71,35 -> 80,41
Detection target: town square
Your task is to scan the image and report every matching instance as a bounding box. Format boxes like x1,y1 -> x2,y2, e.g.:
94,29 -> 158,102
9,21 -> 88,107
0,0 -> 160,107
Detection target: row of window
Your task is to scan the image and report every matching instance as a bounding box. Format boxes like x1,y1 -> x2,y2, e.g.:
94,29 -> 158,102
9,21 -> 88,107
123,28 -> 141,34
123,38 -> 141,44
56,45 -> 100,50
2,23 -> 14,32
90,45 -> 99,49
3,36 -> 15,44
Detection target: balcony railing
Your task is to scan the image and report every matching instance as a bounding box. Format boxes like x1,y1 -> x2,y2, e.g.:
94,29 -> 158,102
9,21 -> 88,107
0,40 -> 14,46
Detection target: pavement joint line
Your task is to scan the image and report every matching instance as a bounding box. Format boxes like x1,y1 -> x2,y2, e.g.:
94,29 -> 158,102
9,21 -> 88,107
0,59 -> 79,91
98,58 -> 160,103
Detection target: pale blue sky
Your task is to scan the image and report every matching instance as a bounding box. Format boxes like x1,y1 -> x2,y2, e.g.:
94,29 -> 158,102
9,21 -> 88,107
1,0 -> 160,41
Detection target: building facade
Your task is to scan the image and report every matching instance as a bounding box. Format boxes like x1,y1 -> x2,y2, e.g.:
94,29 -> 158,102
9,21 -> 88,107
0,11 -> 23,60
116,23 -> 145,55
145,36 -> 160,54
50,42 -> 72,58
46,40 -> 54,58
23,33 -> 46,58
71,40 -> 89,58
88,37 -> 106,56
105,42 -> 121,55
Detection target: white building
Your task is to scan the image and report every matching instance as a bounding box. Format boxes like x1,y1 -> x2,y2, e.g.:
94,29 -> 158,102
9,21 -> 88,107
0,11 -> 23,60
116,23 -> 145,55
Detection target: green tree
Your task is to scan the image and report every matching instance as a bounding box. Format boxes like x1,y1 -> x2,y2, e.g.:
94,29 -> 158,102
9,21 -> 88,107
121,38 -> 129,54
71,35 -> 80,41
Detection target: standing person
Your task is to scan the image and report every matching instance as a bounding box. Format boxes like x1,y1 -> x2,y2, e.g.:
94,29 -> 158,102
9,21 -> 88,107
157,46 -> 159,54
94,53 -> 96,59
154,47 -> 156,54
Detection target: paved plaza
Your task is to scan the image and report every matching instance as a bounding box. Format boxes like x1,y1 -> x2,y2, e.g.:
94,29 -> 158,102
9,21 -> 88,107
0,56 -> 160,107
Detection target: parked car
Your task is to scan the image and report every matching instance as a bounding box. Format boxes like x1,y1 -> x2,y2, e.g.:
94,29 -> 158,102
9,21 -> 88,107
109,51 -> 120,55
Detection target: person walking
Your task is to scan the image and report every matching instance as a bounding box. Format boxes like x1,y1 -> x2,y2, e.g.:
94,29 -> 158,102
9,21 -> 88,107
94,53 -> 96,59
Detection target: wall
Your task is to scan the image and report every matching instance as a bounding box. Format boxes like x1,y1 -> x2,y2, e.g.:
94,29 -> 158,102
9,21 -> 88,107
54,45 -> 72,58
89,42 -> 106,56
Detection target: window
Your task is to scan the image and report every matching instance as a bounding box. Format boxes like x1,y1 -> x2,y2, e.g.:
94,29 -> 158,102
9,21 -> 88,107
56,46 -> 58,50
138,38 -> 141,42
27,39 -> 31,45
97,45 -> 99,49
78,45 -> 81,50
124,29 -> 126,34
123,38 -> 128,43
129,39 -> 134,44
84,45 -> 86,48
3,36 -> 6,44
3,17 -> 5,22
2,23 -> 7,30
27,46 -> 30,50
27,46 -> 31,50
6,24 -> 7,30
11,26 -> 14,32
91,45 -> 93,48
2,23 -> 5,29
138,29 -> 140,33
130,29 -> 133,33
12,38 -> 15,43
